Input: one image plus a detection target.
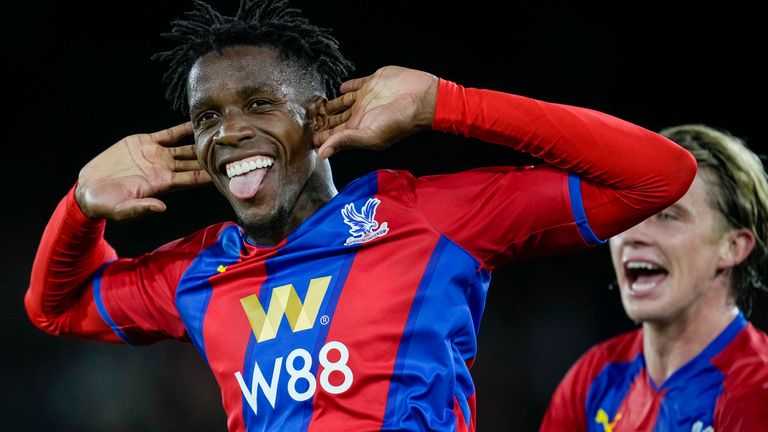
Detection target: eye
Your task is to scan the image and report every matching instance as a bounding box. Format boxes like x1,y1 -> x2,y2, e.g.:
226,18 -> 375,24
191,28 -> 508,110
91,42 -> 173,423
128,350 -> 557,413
656,210 -> 678,221
194,111 -> 220,127
247,98 -> 274,110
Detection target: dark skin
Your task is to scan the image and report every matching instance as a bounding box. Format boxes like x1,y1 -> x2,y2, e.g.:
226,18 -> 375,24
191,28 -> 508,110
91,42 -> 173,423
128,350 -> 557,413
188,46 -> 335,244
74,45 -> 438,245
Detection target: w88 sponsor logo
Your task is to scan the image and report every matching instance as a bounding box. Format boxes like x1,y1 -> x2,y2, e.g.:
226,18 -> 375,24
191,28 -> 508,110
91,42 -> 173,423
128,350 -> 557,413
235,341 -> 353,415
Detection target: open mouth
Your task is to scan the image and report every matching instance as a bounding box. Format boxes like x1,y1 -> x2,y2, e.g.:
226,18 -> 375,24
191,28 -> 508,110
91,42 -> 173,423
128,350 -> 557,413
225,155 -> 275,200
624,260 -> 668,293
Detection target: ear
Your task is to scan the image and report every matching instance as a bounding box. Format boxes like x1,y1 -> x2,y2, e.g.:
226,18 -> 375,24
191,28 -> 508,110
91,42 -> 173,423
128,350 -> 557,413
305,96 -> 330,132
717,227 -> 756,271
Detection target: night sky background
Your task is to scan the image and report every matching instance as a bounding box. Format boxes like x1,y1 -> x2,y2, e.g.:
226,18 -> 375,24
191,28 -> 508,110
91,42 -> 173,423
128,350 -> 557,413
3,1 -> 766,431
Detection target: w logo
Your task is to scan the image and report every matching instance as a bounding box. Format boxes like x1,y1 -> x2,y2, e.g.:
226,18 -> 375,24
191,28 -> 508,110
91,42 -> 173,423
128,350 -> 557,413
240,276 -> 331,342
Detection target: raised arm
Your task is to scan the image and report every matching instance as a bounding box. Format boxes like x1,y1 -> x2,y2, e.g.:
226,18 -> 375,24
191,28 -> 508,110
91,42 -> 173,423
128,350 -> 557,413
313,66 -> 697,264
75,122 -> 210,220
25,122 -> 210,340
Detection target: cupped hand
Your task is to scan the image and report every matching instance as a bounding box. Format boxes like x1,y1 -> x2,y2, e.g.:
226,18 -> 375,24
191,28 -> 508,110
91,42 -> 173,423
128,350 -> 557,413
75,122 -> 211,221
312,66 -> 439,159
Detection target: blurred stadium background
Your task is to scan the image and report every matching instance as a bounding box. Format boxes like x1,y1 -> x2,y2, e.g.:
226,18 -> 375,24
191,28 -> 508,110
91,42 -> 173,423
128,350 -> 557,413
3,1 -> 765,430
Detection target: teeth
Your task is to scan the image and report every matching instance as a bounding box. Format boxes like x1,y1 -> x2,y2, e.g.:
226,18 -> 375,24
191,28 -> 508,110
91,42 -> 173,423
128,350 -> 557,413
631,281 -> 657,292
226,157 -> 274,178
626,261 -> 660,270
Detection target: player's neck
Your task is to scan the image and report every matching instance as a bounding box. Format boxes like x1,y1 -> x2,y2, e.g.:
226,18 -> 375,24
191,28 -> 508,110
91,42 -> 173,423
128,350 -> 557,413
642,291 -> 738,387
244,166 -> 338,246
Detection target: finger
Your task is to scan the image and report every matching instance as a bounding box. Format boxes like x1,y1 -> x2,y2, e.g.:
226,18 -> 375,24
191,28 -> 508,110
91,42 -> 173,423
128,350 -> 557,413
325,91 -> 357,115
171,170 -> 212,187
173,159 -> 205,172
313,121 -> 349,146
324,110 -> 352,131
340,75 -> 373,93
113,198 -> 166,221
168,144 -> 199,160
151,122 -> 193,146
317,129 -> 373,159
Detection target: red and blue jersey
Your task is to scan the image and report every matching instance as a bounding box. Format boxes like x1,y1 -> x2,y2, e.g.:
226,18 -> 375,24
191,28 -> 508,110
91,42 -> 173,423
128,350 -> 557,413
89,165 -> 602,431
540,313 -> 768,431
26,79 -> 698,431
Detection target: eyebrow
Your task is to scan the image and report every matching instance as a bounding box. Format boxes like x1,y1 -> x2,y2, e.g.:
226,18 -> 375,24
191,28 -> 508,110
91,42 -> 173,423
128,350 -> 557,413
189,84 -> 285,115
237,84 -> 284,99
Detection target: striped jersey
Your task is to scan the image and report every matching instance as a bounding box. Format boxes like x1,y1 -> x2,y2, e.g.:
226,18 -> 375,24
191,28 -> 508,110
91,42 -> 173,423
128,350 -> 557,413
93,165 -> 601,431
541,313 -> 768,431
27,78 -> 699,431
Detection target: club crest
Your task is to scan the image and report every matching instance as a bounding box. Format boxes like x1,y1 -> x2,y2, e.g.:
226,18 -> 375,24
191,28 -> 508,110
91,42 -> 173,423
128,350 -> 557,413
341,198 -> 390,246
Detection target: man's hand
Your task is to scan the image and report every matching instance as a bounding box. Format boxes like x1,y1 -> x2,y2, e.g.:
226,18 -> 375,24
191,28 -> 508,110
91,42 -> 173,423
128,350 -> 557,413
312,66 -> 438,159
75,122 -> 211,221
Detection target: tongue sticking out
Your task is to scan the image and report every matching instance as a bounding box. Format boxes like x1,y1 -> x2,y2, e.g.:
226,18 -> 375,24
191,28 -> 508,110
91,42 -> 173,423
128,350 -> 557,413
229,169 -> 269,200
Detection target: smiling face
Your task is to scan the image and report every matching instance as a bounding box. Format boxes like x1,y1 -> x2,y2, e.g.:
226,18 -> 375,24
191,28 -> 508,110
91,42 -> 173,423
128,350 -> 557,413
188,45 -> 334,244
609,174 -> 735,324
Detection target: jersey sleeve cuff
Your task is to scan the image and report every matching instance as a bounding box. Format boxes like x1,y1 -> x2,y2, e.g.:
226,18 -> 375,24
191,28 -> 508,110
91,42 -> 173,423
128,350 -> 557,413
432,78 -> 470,136
65,183 -> 107,229
568,174 -> 606,246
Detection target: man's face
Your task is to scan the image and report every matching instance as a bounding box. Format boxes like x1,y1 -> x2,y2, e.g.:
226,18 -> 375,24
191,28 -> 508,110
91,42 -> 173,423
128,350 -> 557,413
609,174 -> 731,324
188,45 -> 322,241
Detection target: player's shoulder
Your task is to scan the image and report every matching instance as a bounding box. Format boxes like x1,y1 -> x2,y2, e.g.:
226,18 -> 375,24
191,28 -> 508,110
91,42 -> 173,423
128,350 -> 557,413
715,341 -> 768,428
742,322 -> 768,354
578,328 -> 643,369
715,322 -> 768,380
374,166 -> 538,190
556,329 -> 643,393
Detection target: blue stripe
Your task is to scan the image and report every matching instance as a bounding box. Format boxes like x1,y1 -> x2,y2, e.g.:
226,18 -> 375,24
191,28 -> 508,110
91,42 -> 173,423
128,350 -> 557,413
92,261 -> 135,345
652,312 -> 746,431
176,225 -> 243,364
585,354 -> 644,432
297,253 -> 356,432
690,311 -> 746,364
381,236 -> 490,431
568,173 -> 605,246
240,173 -> 378,432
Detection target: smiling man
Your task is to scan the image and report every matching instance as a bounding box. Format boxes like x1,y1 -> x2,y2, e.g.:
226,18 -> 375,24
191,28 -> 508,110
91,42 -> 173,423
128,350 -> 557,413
24,1 -> 697,431
541,125 -> 768,431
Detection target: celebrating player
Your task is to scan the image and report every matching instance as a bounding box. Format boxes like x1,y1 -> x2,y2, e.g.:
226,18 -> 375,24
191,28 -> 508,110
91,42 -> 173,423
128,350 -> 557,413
540,124 -> 768,431
25,0 -> 696,430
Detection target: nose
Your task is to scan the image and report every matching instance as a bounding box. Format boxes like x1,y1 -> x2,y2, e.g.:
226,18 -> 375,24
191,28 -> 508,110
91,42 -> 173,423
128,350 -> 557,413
213,111 -> 256,147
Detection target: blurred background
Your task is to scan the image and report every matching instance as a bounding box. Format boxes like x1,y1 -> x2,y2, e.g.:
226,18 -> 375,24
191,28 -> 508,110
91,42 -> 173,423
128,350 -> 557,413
2,1 -> 766,430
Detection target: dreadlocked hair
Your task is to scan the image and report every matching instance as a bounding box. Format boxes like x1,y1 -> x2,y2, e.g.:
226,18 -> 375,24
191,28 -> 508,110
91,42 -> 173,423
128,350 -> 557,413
152,0 -> 354,114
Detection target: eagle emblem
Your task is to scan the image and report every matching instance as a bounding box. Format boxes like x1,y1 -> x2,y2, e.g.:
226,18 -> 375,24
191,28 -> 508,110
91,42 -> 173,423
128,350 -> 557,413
341,198 -> 390,246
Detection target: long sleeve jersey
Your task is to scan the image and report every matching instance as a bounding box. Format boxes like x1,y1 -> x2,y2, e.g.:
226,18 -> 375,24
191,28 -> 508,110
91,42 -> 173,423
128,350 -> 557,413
26,79 -> 697,431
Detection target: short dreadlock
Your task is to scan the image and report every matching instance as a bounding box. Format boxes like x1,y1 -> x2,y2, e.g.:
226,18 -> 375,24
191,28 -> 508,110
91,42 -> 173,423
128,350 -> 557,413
152,0 -> 354,114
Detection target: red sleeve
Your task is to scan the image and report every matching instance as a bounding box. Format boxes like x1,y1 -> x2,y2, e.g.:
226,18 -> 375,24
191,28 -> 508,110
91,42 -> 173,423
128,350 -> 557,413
539,345 -> 606,432
24,186 -> 208,344
25,185 -> 121,342
420,79 -> 697,267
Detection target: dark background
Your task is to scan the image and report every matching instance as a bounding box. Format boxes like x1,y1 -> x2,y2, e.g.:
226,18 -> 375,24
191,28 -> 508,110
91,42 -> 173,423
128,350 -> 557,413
3,1 -> 766,431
